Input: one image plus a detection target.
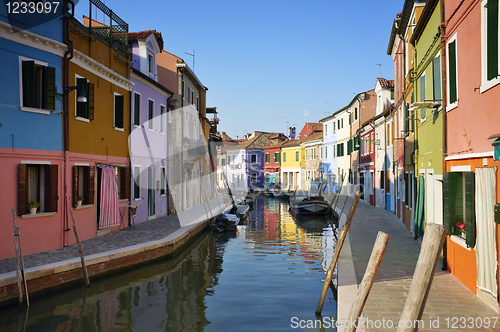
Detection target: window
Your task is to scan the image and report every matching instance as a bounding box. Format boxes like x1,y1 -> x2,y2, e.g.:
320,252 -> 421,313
387,122 -> 392,147
133,166 -> 141,199
251,173 -> 257,183
295,151 -> 299,162
305,148 -> 308,160
420,74 -> 426,119
443,172 -> 476,247
481,0 -> 500,91
148,53 -> 154,74
355,107 -> 358,120
447,36 -> 458,108
188,87 -> 194,105
251,154 -> 257,163
75,77 -> 94,120
160,167 -> 166,195
222,158 -> 225,166
20,58 -> 56,112
114,93 -> 124,129
18,163 -> 58,215
338,119 -> 340,129
341,118 -> 343,128
325,146 -> 328,158
325,124 -> 328,135
134,93 -> 141,126
274,152 -> 279,163
283,152 -> 287,163
265,173 -> 270,183
73,165 -> 95,207
148,99 -> 154,130
196,96 -> 199,112
182,80 -> 185,100
160,105 -> 166,133
265,153 -> 270,163
311,147 -> 316,160
320,147 -> 323,159
333,122 -> 336,133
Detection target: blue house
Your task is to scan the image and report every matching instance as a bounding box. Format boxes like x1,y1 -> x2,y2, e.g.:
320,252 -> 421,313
0,4 -> 65,258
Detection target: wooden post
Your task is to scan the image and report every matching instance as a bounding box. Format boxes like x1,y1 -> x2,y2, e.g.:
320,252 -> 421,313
17,228 -> 29,307
316,191 -> 361,314
68,202 -> 90,287
12,209 -> 23,307
396,223 -> 446,332
345,231 -> 390,332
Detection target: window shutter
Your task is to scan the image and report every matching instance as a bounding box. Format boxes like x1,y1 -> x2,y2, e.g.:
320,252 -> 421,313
22,61 -> 35,108
443,172 -> 464,235
134,93 -> 140,126
88,166 -> 95,204
115,94 -> 124,128
18,164 -> 27,216
420,77 -> 426,118
88,82 -> 94,120
432,57 -> 441,101
73,166 -> 78,207
464,171 -> 476,247
404,104 -> 409,137
49,164 -> 58,212
44,66 -> 56,110
488,0 -> 499,80
448,41 -> 457,103
121,166 -> 130,200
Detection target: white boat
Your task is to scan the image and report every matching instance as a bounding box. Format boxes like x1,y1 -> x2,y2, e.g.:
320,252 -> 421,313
210,204 -> 240,232
273,190 -> 294,199
289,196 -> 330,215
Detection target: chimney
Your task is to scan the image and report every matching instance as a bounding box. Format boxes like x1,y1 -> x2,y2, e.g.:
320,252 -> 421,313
288,127 -> 296,140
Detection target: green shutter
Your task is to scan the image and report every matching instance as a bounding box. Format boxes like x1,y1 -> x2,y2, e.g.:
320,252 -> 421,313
420,76 -> 426,118
414,175 -> 425,237
443,172 -> 464,235
488,0 -> 499,80
464,171 -> 476,247
44,66 -> 56,110
448,40 -> 457,103
22,61 -> 35,108
115,95 -> 124,128
134,93 -> 140,126
88,82 -> 94,120
404,104 -> 409,137
432,57 -> 441,101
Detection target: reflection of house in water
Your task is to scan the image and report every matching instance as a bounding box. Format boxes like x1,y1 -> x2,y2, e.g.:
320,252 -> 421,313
263,198 -> 281,239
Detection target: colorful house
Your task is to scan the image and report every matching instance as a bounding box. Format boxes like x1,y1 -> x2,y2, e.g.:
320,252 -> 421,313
67,7 -> 133,239
302,132 -> 323,190
129,30 -> 173,224
280,139 -> 305,190
264,140 -> 288,189
410,0 -> 444,239
0,4 -> 65,258
320,115 -> 338,193
442,0 -> 500,310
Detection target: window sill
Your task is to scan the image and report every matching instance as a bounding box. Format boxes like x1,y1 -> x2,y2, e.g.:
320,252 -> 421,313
450,235 -> 471,251
21,212 -> 56,219
20,107 -> 51,115
75,204 -> 93,210
76,116 -> 90,123
148,215 -> 156,221
480,77 -> 500,93
148,128 -> 155,132
114,127 -> 125,132
119,199 -> 128,203
160,132 -> 166,136
446,102 -> 458,112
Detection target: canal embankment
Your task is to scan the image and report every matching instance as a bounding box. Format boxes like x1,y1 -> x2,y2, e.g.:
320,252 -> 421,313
332,194 -> 498,332
0,195 -> 230,308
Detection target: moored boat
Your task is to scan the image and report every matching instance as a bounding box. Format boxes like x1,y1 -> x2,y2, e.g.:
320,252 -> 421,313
289,195 -> 330,215
210,204 -> 240,232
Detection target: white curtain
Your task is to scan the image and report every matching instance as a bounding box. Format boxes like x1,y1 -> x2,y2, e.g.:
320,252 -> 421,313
475,167 -> 497,298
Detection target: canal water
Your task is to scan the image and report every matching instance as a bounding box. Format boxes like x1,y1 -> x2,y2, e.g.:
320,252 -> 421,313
0,197 -> 339,331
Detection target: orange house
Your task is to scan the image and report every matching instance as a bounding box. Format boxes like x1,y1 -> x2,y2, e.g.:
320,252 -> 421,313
443,0 -> 500,310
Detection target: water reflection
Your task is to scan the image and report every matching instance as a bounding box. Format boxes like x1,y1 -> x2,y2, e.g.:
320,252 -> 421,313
0,197 -> 338,331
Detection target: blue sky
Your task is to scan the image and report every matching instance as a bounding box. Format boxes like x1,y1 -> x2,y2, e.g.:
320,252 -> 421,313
76,0 -> 403,140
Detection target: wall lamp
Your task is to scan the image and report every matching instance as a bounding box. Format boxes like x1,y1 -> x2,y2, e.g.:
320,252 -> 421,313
62,85 -> 87,103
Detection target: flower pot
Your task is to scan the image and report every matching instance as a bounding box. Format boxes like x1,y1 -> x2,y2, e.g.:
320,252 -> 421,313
29,207 -> 37,215
77,200 -> 82,207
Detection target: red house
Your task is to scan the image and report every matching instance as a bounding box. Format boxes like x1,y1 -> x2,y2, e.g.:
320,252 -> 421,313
264,140 -> 288,189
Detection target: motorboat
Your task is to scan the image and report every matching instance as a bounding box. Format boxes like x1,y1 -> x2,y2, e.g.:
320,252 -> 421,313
289,195 -> 330,215
210,204 -> 240,232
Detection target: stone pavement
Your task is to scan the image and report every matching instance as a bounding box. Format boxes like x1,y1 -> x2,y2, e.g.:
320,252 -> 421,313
0,193 -> 230,276
333,195 -> 499,332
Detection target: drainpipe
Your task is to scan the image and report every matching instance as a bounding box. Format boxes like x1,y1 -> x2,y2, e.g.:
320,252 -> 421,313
62,0 -> 75,247
439,0 -> 448,271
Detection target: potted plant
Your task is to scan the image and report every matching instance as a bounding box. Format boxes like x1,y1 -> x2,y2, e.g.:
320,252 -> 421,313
455,222 -> 466,240
27,201 -> 39,215
76,196 -> 84,207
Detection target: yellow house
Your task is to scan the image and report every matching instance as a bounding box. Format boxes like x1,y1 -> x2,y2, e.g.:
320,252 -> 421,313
280,139 -> 305,190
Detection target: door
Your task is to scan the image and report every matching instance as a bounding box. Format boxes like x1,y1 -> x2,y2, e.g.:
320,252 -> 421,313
426,169 -> 434,224
475,167 -> 497,299
360,172 -> 365,200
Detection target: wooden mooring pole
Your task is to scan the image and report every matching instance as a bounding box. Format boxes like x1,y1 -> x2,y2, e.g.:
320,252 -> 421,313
345,231 -> 390,332
12,209 -> 29,307
396,223 -> 446,332
316,191 -> 361,315
68,201 -> 90,287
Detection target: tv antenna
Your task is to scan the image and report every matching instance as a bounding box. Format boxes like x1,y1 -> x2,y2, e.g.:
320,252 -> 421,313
185,51 -> 195,71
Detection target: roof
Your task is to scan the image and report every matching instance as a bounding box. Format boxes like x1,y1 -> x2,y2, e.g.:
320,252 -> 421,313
410,0 -> 439,46
300,131 -> 323,144
265,139 -> 290,150
377,78 -> 394,89
128,30 -> 164,50
237,132 -> 285,150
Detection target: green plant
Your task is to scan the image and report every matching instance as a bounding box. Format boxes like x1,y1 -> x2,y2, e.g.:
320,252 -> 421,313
77,196 -> 84,202
27,201 -> 40,209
